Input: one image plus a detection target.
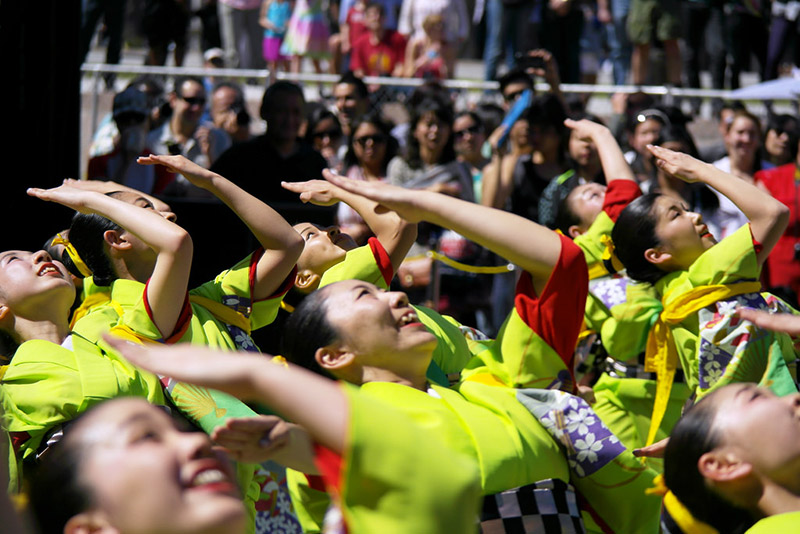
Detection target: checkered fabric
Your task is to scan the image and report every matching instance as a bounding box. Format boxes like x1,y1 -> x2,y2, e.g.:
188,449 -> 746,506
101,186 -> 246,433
480,479 -> 586,534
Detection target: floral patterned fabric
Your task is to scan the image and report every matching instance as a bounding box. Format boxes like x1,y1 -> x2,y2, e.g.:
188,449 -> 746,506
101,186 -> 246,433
656,224 -> 799,400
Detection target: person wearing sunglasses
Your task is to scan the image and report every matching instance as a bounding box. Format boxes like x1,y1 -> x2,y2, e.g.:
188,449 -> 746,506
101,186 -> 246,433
146,76 -> 232,197
305,106 -> 346,173
336,112 -> 399,243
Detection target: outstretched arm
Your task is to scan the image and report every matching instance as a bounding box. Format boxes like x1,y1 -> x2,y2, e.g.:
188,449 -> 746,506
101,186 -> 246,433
62,178 -> 176,219
324,173 -> 562,294
647,144 -> 789,266
565,118 -> 635,185
138,155 -> 304,300
106,336 -> 348,454
282,170 -> 417,272
28,185 -> 192,337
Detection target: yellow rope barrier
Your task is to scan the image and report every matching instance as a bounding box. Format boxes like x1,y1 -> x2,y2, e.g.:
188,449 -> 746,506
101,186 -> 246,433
424,250 -> 516,274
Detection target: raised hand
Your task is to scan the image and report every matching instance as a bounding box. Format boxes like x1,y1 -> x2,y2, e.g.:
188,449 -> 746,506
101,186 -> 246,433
281,175 -> 345,206
647,144 -> 708,183
137,154 -> 218,188
28,184 -> 105,214
323,170 -> 428,223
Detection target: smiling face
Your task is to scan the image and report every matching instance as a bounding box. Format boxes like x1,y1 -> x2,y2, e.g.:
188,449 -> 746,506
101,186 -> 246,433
724,115 -> 761,162
705,384 -> 800,494
452,115 -> 485,159
0,249 -> 75,319
172,80 -> 207,128
649,195 -> 716,272
414,111 -> 450,159
334,83 -> 368,134
318,280 -> 438,380
74,398 -> 246,534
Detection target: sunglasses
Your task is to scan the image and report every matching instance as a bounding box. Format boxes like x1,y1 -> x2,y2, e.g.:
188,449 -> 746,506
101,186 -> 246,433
354,134 -> 387,147
504,89 -> 526,102
454,124 -> 483,138
181,95 -> 206,107
313,128 -> 343,140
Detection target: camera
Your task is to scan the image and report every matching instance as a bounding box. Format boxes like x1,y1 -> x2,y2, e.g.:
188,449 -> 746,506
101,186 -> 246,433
514,53 -> 546,71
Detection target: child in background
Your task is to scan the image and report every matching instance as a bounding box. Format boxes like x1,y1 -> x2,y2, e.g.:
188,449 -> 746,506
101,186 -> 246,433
403,14 -> 454,79
281,0 -> 331,75
260,0 -> 293,77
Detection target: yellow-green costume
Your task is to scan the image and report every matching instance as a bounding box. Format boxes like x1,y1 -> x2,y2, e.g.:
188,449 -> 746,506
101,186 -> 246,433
312,382 -> 482,533
745,511 -> 800,533
71,250 -> 301,533
574,181 -> 690,461
292,236 -> 662,533
654,224 -> 798,400
1,334 -> 164,492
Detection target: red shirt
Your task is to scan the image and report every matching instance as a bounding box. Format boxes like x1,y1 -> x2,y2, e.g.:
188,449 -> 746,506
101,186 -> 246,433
349,30 -> 406,76
755,162 -> 800,298
346,6 -> 368,47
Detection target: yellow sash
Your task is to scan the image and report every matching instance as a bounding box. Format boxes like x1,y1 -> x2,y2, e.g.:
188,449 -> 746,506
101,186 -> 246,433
68,291 -> 113,330
644,281 -> 761,446
189,295 -> 251,335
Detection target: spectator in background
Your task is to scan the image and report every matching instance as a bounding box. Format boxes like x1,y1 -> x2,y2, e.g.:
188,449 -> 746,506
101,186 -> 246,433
397,0 -> 468,45
281,0 -> 331,75
329,0 -> 368,73
260,0 -> 292,78
700,100 -> 747,162
88,88 -> 173,195
765,0 -> 800,80
708,109 -> 767,239
453,111 -> 489,203
217,0 -> 266,69
350,2 -> 406,77
89,75 -> 168,159
596,0 -> 631,85
211,81 -> 334,223
147,76 -> 231,195
682,0 -> 725,114
305,106 -> 345,171
725,0 -> 768,90
333,71 -> 371,140
627,0 -> 681,85
538,0 -> 583,84
79,0 -> 126,88
481,0 -> 536,81
337,112 -> 399,242
210,81 -> 253,144
404,13 -> 454,79
142,0 -> 190,66
623,107 -> 668,185
762,114 -> 799,169
756,135 -> 800,306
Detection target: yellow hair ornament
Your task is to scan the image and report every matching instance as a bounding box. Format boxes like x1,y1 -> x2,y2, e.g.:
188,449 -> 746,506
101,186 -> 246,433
645,474 -> 668,497
271,355 -> 289,367
600,234 -> 625,275
51,233 -> 93,278
280,301 -> 295,314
